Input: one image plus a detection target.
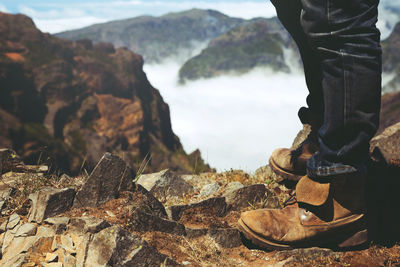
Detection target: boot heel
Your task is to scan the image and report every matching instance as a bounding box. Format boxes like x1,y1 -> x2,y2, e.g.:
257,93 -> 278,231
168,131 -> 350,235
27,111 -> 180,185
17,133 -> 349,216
338,229 -> 368,248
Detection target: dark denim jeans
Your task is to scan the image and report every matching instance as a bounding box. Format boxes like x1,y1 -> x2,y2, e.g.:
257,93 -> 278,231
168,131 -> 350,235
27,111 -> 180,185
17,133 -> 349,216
271,0 -> 382,177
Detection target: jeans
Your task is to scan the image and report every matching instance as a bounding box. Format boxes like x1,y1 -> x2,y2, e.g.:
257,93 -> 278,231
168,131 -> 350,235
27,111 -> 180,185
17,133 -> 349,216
271,0 -> 382,177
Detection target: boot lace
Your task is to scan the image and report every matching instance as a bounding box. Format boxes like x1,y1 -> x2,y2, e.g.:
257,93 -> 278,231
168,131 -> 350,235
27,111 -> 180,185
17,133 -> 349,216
283,190 -> 297,207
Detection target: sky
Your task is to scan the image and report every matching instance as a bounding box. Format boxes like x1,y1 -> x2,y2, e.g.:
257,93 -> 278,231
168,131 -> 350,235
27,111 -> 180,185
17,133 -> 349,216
0,0 -> 277,33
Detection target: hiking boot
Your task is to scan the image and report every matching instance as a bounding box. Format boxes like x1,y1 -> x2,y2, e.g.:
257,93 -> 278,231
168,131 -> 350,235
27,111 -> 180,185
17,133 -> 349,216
269,142 -> 318,182
238,173 -> 367,250
269,107 -> 322,182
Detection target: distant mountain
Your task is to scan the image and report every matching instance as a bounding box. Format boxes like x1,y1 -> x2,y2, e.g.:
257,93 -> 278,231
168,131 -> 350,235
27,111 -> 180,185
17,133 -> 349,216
0,12 -> 212,175
56,9 -> 244,63
382,22 -> 400,93
178,18 -> 298,82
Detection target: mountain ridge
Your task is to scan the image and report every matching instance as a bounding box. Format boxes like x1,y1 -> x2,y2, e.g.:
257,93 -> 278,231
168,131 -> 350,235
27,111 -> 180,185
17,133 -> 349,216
0,12 -> 212,175
56,8 -> 245,63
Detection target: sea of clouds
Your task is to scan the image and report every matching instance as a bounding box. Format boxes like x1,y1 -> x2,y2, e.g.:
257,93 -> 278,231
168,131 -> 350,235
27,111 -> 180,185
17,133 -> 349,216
144,62 -> 307,173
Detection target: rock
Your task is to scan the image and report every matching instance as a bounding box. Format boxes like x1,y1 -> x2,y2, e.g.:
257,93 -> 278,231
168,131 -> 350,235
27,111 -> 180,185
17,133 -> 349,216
2,231 -> 15,254
370,122 -> 400,166
68,217 -> 110,234
14,223 -> 37,237
0,220 -> 7,233
45,252 -> 58,263
137,169 -> 193,199
0,148 -> 23,174
129,209 -> 186,235
1,236 -> 39,261
73,153 -> 134,208
0,253 -> 27,267
167,197 -> 228,221
85,226 -> 178,266
28,187 -> 76,223
224,184 -> 279,211
57,248 -> 77,267
60,234 -> 76,254
199,182 -> 220,197
223,182 -> 244,195
44,216 -> 70,226
36,226 -> 56,238
43,262 -> 62,267
126,185 -> 168,219
0,183 -> 15,200
7,213 -> 20,229
75,233 -> 91,267
208,228 -> 242,248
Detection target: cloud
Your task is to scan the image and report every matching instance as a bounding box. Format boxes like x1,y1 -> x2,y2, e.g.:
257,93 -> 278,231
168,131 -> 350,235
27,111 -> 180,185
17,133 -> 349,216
144,62 -> 307,172
15,1 -> 276,33
0,4 -> 10,13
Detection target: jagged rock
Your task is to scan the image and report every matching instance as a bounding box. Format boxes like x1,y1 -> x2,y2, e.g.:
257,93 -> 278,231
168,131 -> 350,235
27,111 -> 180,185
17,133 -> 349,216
129,209 -> 186,235
28,187 -> 76,223
1,236 -> 39,262
14,223 -> 37,237
0,182 -> 15,200
68,217 -> 110,234
199,182 -> 220,197
208,228 -> 242,248
137,169 -> 193,199
45,252 -> 58,263
0,253 -> 27,267
223,182 -> 244,195
73,153 -> 134,208
126,185 -> 168,218
167,197 -> 228,221
57,247 -> 77,267
44,217 -> 70,226
224,184 -> 279,211
36,226 -> 56,238
7,213 -> 20,229
74,233 -> 91,266
0,148 -> 23,174
370,122 -> 400,166
85,226 -> 178,266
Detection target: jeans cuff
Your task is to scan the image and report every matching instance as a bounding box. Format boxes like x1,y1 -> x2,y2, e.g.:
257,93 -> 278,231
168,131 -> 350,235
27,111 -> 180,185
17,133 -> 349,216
306,153 -> 366,178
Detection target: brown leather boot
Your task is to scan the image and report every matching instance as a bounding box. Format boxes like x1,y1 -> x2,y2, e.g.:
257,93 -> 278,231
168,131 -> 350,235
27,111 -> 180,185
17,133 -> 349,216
269,142 -> 318,182
238,173 -> 367,250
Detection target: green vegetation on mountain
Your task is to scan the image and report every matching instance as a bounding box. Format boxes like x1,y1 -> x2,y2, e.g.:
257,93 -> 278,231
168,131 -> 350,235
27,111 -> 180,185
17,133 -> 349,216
178,19 -> 294,82
56,9 -> 244,63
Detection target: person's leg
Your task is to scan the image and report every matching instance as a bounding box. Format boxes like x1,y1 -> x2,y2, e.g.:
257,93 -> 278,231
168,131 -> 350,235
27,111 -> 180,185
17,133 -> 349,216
302,0 -> 382,176
271,0 -> 324,127
239,0 -> 381,249
269,0 -> 323,181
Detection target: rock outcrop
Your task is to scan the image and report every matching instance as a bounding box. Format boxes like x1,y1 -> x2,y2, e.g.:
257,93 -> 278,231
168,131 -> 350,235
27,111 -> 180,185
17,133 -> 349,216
0,144 -> 398,266
0,12 -> 212,175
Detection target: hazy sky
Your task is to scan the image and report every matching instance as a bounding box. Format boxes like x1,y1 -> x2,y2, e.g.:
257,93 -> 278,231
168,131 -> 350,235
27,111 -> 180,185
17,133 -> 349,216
0,0 -> 277,33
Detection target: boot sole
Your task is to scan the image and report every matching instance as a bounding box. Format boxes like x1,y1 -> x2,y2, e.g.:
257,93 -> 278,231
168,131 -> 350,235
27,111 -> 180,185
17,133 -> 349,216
269,158 -> 304,182
238,217 -> 368,251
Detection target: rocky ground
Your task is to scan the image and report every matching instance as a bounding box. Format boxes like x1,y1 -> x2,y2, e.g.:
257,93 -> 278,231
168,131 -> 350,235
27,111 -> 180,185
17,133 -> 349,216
0,122 -> 399,266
